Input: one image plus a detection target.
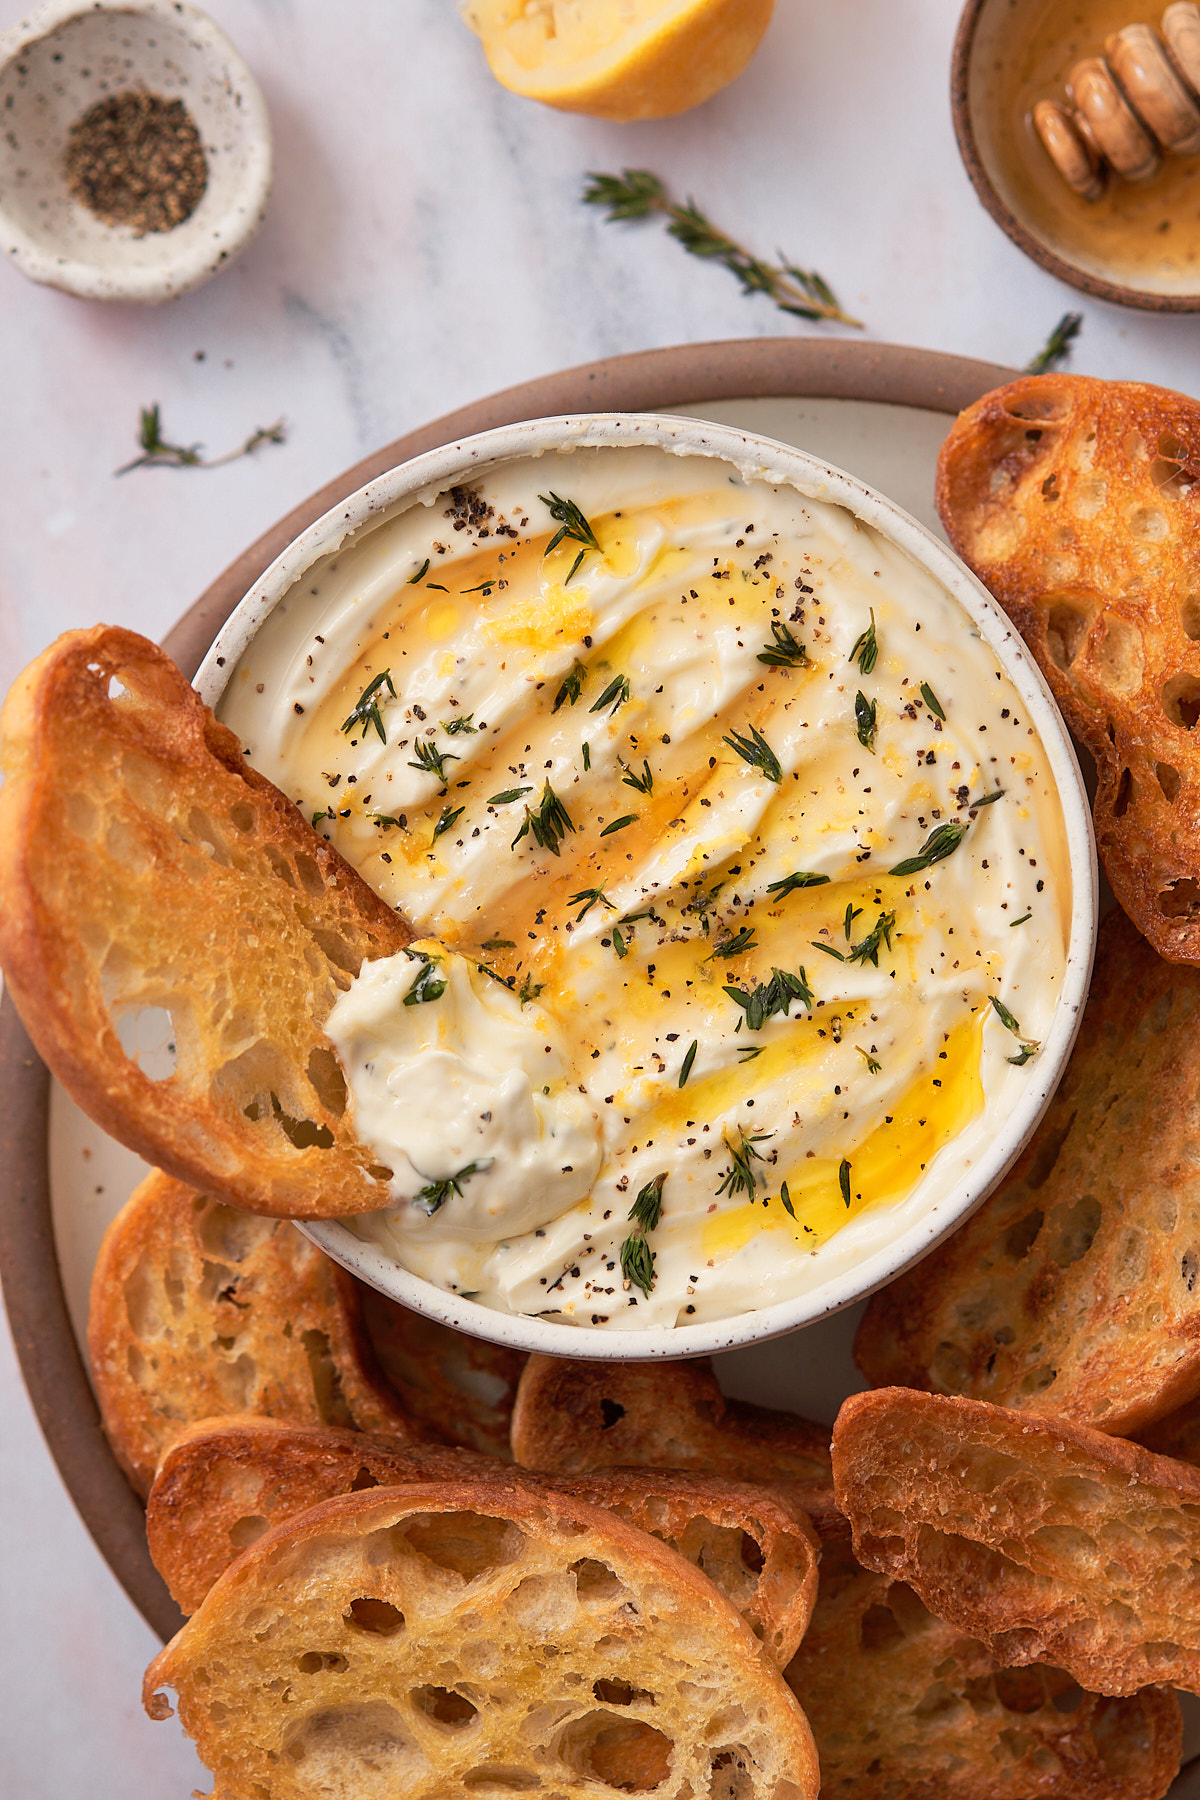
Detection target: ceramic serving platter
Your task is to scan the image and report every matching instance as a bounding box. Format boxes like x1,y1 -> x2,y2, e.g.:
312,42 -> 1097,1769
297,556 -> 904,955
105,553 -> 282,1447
7,339 -> 1197,1788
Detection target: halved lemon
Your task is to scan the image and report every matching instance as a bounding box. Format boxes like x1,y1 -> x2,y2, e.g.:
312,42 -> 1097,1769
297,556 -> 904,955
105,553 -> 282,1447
463,0 -> 775,121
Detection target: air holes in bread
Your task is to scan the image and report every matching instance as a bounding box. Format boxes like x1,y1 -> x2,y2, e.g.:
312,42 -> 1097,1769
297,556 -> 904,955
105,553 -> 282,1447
194,1200 -> 275,1263
571,1558 -> 626,1602
229,1514 -> 269,1551
1047,1196 -> 1102,1267
297,1651 -> 349,1674
1126,504 -> 1170,541
265,845 -> 297,888
559,1712 -> 673,1792
293,852 -> 327,897
1045,601 -> 1089,669
462,1766 -> 540,1791
343,1597 -> 405,1636
398,1512 -> 520,1580
1090,617 -> 1144,695
1160,878 -> 1200,918
1163,675 -> 1200,729
270,1092 -> 335,1151
600,1398 -> 625,1429
1071,477 -> 1107,519
1113,768 -> 1134,818
307,1045 -> 347,1117
411,1685 -> 478,1727
1004,1208 -> 1044,1260
115,1007 -> 177,1080
1158,762 -> 1183,802
708,1748 -> 758,1800
1009,389 -> 1071,422
594,1678 -> 654,1707
859,1602 -> 904,1653
301,1328 -> 355,1430
350,1465 -> 381,1492
282,1702 -> 418,1786
1181,596 -> 1200,640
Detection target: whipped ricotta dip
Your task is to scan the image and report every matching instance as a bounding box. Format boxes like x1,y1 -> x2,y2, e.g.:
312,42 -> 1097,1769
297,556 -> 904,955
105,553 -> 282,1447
220,443 -> 1072,1330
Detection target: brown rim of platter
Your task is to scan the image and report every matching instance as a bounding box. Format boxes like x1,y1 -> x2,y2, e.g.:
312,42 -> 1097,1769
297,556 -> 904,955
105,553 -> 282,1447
0,335 -> 1018,1645
952,0 -> 1200,313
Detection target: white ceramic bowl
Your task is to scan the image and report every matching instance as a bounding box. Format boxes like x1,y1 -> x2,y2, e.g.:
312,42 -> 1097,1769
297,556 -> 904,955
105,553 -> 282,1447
196,413 -> 1098,1361
0,0 -> 272,302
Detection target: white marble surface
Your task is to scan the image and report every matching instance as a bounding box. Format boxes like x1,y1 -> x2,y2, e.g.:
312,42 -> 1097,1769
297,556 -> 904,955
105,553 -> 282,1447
6,0 -> 1200,1793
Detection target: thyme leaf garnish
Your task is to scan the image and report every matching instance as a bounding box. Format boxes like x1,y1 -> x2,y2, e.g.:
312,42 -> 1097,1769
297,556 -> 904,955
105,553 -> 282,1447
839,1158 -> 853,1208
737,1044 -> 765,1062
620,1231 -> 656,1298
1010,911 -> 1032,928
620,757 -> 654,795
582,169 -> 862,328
613,926 -> 628,959
972,788 -> 1006,809
844,903 -> 863,940
716,1126 -> 775,1198
554,660 -> 587,712
341,670 -> 396,745
590,674 -> 631,716
678,1040 -> 698,1087
847,910 -> 896,968
408,558 -> 430,584
518,973 -> 544,1006
489,786 -> 532,806
767,870 -> 830,898
412,1159 -> 491,1217
582,742 -> 591,771
402,949 -> 446,1007
312,810 -> 330,828
511,781 -> 575,857
371,812 -> 407,831
855,690 -> 877,751
482,938 -> 515,950
812,939 -> 846,961
600,813 -> 638,837
857,1046 -> 882,1073
408,738 -> 459,783
889,820 -> 968,878
442,713 -> 477,735
115,403 -> 286,475
919,682 -> 945,721
989,994 -> 1040,1064
850,610 -> 878,675
628,1170 -> 667,1234
569,886 -> 615,922
723,721 -> 783,783
757,620 -> 808,667
1026,310 -> 1083,375
540,492 -> 602,584
705,925 -> 757,960
724,966 -> 813,1031
432,805 -> 464,841
780,1180 -> 795,1218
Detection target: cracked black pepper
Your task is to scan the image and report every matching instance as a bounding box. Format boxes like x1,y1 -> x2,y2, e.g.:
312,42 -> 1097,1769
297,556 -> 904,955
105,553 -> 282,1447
64,89 -> 207,235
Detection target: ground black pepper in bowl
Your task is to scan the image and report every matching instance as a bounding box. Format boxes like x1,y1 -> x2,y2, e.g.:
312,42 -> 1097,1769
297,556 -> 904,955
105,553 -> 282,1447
64,89 -> 207,235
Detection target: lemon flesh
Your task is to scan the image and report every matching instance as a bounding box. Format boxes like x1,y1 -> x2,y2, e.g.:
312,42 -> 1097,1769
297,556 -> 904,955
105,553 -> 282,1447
464,0 -> 775,121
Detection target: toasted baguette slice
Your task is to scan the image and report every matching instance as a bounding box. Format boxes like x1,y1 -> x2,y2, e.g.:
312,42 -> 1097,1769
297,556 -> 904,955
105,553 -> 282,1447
89,1171 -> 422,1496
935,374 -> 1200,962
785,1534 -> 1181,1800
855,906 -> 1200,1435
147,1419 -> 499,1613
146,1419 -> 819,1666
832,1388 -> 1200,1697
359,1285 -> 527,1461
144,1482 -> 821,1800
0,625 -> 411,1216
510,1354 -> 835,1526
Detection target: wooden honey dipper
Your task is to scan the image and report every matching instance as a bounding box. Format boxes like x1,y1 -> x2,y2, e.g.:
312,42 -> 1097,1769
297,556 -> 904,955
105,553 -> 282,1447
1034,3 -> 1200,197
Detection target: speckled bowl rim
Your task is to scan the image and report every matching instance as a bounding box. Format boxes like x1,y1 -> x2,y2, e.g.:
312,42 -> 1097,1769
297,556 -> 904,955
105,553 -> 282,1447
0,0 -> 273,302
195,409 -> 1098,1362
952,0 -> 1200,313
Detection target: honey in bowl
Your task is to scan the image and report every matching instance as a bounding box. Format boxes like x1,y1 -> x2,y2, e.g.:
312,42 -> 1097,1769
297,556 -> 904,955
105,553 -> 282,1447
968,0 -> 1200,296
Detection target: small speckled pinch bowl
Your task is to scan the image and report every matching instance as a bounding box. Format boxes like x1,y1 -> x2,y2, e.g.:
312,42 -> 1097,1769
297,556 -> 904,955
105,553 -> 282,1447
196,412 -> 1098,1362
0,0 -> 272,302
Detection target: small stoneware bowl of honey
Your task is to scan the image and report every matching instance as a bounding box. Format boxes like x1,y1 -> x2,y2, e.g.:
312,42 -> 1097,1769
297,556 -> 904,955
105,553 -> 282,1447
954,0 -> 1200,310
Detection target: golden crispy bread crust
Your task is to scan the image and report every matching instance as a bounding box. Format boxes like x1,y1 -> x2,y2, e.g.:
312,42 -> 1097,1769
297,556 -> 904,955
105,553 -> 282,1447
88,1171 -> 422,1496
510,1354 -> 834,1523
936,374 -> 1200,962
855,906 -> 1200,1435
358,1285 -> 526,1461
146,1418 -> 818,1666
0,625 -> 411,1216
143,1481 -> 820,1800
147,1419 -> 498,1613
832,1387 -> 1200,1696
786,1534 -> 1181,1800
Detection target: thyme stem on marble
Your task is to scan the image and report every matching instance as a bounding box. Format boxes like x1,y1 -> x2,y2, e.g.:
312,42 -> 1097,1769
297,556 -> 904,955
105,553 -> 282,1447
116,403 -> 286,474
1026,312 -> 1082,375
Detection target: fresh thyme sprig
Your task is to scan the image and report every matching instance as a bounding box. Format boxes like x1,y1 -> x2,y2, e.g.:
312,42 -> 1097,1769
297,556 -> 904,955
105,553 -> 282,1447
402,948 -> 446,1006
442,713 -> 477,735
511,781 -> 575,857
408,738 -> 460,783
757,620 -> 808,667
678,1040 -> 698,1087
341,670 -> 396,745
412,1159 -> 491,1217
724,966 -> 813,1031
1026,311 -> 1083,375
850,610 -> 878,675
115,403 -> 286,475
540,492 -> 602,583
371,811 -> 407,831
518,972 -> 545,1006
847,910 -> 896,968
590,674 -> 631,717
583,169 -> 862,329
723,721 -> 783,783
620,757 -> 654,795
620,1170 -> 668,1297
489,786 -> 532,806
839,1158 -> 853,1208
554,660 -> 587,711
569,886 -> 615,922
855,690 -> 877,752
432,805 -> 464,841
889,819 -> 968,878
767,870 -> 830,899
989,994 -> 1040,1065
600,813 -> 638,837
857,1046 -> 882,1073
705,926 -> 757,960
919,682 -> 945,721
845,903 -> 863,940
716,1126 -> 775,1199
737,1044 -> 764,1062
408,558 -> 430,585
972,789 -> 1006,809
